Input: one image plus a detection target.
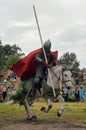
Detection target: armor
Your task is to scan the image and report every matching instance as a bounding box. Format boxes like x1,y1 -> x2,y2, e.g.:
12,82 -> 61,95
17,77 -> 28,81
29,40 -> 56,97
44,39 -> 51,51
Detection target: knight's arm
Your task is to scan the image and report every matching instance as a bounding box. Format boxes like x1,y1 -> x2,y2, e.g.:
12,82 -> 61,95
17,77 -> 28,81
35,53 -> 42,63
35,53 -> 50,68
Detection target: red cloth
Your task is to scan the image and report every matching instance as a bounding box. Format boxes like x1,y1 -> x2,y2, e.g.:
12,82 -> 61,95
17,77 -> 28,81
51,51 -> 58,65
10,49 -> 58,79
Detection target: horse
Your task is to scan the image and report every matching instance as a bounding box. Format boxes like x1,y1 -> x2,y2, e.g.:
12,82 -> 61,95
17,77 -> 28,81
8,64 -> 73,120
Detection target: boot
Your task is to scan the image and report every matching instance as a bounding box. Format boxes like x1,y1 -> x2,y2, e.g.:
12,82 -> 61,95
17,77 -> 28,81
29,87 -> 36,97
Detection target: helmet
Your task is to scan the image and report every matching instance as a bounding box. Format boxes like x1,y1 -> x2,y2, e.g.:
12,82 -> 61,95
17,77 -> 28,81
44,39 -> 51,50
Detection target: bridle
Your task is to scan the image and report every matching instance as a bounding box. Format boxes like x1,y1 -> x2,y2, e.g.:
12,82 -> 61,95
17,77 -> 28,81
51,67 -> 61,81
51,67 -> 71,84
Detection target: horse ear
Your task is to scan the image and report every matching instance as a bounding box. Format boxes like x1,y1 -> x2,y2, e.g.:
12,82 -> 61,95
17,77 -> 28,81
63,64 -> 71,71
68,65 -> 72,71
62,64 -> 68,70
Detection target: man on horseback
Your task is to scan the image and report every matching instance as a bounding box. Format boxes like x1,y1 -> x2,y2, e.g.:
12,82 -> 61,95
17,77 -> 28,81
7,39 -> 58,104
29,39 -> 57,97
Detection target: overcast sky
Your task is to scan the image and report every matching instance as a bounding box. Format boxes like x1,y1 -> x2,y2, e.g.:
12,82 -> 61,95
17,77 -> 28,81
0,0 -> 86,69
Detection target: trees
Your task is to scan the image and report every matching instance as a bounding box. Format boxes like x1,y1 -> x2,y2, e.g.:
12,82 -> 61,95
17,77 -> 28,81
58,52 -> 80,72
5,54 -> 20,69
3,44 -> 24,57
0,40 -> 24,72
0,41 -> 4,72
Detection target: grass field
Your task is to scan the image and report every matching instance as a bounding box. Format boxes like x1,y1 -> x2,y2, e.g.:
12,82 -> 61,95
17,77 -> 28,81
0,101 -> 86,128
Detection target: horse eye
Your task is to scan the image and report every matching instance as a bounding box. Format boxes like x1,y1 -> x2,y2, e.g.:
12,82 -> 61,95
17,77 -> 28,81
64,74 -> 67,77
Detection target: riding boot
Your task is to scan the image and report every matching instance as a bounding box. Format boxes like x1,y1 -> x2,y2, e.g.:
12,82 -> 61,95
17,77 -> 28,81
29,86 -> 37,97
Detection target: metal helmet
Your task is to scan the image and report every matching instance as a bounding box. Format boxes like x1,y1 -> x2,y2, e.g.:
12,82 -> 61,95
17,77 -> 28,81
44,39 -> 51,50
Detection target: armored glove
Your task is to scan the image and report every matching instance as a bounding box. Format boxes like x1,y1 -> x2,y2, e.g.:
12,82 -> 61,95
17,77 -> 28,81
42,60 -> 50,68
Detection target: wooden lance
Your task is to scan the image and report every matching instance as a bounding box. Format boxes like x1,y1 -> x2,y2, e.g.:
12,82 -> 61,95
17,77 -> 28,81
33,5 -> 56,97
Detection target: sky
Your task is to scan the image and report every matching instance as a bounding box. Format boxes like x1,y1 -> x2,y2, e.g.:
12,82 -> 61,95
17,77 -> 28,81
0,0 -> 86,69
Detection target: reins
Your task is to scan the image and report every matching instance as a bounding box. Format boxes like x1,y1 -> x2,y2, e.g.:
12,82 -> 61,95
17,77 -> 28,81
51,67 -> 71,84
51,67 -> 62,81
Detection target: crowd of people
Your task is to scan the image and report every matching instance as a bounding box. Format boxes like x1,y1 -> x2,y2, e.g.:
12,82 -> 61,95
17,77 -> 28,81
62,83 -> 86,102
0,79 -> 18,103
0,76 -> 86,103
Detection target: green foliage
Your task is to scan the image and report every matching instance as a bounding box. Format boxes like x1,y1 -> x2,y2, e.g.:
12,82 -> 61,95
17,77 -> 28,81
82,68 -> 86,72
0,41 -> 25,72
0,42 -> 5,72
58,52 -> 80,72
5,54 -> 20,69
80,82 -> 86,87
3,44 -> 24,57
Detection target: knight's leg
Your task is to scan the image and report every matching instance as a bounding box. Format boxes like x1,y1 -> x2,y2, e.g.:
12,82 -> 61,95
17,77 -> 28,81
29,77 -> 41,97
57,95 -> 64,117
29,65 -> 44,97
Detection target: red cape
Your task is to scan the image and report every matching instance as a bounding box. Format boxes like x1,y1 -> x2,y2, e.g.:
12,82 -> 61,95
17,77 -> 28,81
10,49 -> 58,79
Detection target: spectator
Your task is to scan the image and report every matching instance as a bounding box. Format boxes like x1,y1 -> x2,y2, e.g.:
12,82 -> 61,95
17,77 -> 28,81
7,84 -> 12,99
0,84 -> 3,102
74,85 -> 80,102
2,85 -> 7,101
75,78 -> 79,85
79,84 -> 85,102
62,86 -> 69,102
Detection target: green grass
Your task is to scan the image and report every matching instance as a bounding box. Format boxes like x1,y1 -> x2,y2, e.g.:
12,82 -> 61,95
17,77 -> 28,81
0,101 -> 86,128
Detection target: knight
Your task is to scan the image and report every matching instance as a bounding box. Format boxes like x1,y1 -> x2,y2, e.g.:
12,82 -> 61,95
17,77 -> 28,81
8,39 -> 58,103
29,39 -> 57,97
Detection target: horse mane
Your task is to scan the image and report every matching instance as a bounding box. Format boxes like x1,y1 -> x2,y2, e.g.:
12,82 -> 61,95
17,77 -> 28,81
51,64 -> 63,71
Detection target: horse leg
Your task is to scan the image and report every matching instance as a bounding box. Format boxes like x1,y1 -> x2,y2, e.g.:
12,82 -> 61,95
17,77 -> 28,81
41,99 -> 52,113
57,95 -> 64,117
24,99 -> 37,120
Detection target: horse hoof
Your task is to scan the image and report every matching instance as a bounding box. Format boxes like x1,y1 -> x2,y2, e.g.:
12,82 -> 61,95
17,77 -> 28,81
41,107 -> 46,112
32,115 -> 37,120
57,109 -> 64,117
48,105 -> 52,109
26,115 -> 37,121
57,112 -> 62,117
26,117 -> 33,121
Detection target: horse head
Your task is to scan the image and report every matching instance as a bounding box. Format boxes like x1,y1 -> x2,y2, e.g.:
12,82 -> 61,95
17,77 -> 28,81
62,65 -> 73,89
47,64 -> 73,89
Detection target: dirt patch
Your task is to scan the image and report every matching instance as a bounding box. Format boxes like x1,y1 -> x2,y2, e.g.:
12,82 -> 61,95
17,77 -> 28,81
1,120 -> 86,130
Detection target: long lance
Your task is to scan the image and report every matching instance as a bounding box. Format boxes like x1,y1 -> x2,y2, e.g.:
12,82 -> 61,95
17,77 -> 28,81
33,5 -> 56,97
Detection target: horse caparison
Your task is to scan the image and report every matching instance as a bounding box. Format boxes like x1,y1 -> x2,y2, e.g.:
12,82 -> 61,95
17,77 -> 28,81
8,64 -> 73,120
